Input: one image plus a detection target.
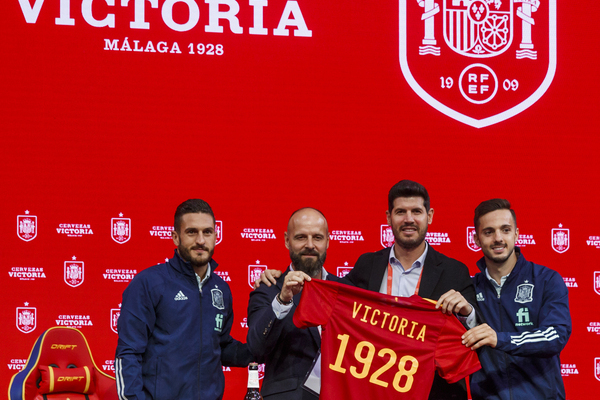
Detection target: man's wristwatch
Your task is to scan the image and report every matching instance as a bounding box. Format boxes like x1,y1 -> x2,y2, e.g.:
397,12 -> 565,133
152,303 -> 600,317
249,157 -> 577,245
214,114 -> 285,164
276,292 -> 293,306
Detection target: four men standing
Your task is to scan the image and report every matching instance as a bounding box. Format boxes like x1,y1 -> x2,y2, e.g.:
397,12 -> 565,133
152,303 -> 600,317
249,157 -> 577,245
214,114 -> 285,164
115,187 -> 572,399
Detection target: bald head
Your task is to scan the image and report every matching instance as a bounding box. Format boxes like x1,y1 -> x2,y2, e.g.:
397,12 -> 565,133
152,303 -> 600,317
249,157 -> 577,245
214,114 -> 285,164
285,208 -> 329,278
287,207 -> 328,232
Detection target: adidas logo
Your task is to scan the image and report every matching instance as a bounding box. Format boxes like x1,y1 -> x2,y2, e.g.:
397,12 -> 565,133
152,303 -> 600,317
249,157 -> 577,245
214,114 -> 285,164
174,291 -> 188,301
476,292 -> 485,302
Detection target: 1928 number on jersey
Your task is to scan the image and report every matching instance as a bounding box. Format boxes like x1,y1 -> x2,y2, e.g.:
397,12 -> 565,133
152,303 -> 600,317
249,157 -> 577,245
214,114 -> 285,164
329,333 -> 419,393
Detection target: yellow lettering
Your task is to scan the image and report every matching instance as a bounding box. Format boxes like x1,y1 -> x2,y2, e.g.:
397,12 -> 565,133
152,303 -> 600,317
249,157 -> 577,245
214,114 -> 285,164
416,325 -> 426,342
361,305 -> 372,323
370,309 -> 380,326
352,302 -> 362,319
50,344 -> 77,350
397,318 -> 408,335
407,321 -> 419,338
380,312 -> 390,329
389,315 -> 399,331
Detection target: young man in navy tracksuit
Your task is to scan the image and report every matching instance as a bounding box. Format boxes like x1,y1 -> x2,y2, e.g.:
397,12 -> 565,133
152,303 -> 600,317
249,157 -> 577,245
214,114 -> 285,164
461,199 -> 571,400
115,199 -> 252,400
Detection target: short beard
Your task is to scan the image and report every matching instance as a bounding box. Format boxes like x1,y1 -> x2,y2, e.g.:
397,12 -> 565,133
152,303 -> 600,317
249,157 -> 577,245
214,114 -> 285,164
178,244 -> 212,268
394,225 -> 427,251
290,249 -> 326,277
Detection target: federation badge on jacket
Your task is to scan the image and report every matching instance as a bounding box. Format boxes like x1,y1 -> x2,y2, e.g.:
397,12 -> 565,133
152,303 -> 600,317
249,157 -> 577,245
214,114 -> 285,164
399,0 -> 556,128
211,287 -> 225,310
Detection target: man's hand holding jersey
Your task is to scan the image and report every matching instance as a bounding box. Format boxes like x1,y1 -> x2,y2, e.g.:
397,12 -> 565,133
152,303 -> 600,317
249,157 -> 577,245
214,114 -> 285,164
436,289 -> 473,317
279,271 -> 312,303
461,323 -> 498,350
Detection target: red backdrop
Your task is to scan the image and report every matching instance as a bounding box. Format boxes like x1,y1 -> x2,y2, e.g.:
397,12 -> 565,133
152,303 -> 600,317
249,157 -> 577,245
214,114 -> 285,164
1,0 -> 599,398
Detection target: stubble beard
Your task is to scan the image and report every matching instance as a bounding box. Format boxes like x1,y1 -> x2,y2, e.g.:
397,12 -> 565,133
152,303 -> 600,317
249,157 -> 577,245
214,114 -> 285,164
179,244 -> 213,268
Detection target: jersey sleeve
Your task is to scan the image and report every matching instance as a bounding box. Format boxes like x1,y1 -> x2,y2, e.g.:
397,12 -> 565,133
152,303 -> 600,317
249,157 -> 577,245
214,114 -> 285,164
434,315 -> 481,383
293,280 -> 337,329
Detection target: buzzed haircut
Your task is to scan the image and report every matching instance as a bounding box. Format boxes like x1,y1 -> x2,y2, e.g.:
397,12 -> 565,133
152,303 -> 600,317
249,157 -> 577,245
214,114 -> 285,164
388,180 -> 431,212
174,199 -> 215,233
474,198 -> 517,231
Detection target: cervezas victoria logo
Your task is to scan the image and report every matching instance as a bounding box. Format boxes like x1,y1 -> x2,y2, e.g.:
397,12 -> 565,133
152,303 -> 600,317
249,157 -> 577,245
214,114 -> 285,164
64,256 -> 84,287
400,0 -> 555,127
112,213 -> 131,244
17,210 -> 37,241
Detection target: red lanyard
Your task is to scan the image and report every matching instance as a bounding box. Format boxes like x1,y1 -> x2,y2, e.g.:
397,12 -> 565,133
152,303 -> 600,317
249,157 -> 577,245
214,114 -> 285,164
386,262 -> 423,296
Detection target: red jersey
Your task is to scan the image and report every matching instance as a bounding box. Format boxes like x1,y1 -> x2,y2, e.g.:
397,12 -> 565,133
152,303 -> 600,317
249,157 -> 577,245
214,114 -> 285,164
293,280 -> 481,400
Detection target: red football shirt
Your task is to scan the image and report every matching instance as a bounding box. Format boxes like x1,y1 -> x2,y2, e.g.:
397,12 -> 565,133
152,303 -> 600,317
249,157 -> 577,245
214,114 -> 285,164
293,280 -> 481,400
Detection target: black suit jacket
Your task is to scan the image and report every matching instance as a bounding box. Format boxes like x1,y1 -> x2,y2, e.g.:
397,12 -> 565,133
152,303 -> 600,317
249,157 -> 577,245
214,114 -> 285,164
247,269 -> 337,400
343,245 -> 479,400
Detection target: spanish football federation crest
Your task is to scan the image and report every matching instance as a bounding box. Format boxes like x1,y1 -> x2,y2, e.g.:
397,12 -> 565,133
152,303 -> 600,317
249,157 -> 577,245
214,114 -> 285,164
514,281 -> 534,303
17,211 -> 37,242
594,271 -> 600,296
211,287 -> 225,310
64,257 -> 84,287
248,262 -> 268,289
595,357 -> 600,382
215,220 -> 223,245
111,213 -> 131,244
381,225 -> 395,248
337,262 -> 353,278
400,0 -> 555,127
466,226 -> 481,251
16,303 -> 36,334
551,223 -> 569,253
110,307 -> 120,334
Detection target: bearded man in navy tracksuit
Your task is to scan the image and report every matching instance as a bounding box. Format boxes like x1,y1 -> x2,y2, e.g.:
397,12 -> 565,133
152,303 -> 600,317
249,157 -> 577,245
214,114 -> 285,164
461,199 -> 572,400
115,199 -> 252,400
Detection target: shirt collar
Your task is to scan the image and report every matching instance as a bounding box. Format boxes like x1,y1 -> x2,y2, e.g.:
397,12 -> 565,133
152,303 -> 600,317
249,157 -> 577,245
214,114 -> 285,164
485,267 -> 510,287
388,241 -> 429,272
195,263 -> 212,290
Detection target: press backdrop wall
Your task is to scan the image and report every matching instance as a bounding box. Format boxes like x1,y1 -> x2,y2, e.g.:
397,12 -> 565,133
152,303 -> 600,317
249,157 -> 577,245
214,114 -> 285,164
2,0 -> 599,398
